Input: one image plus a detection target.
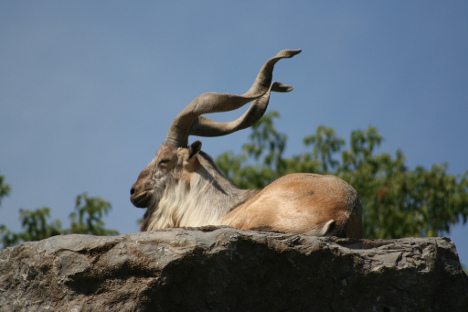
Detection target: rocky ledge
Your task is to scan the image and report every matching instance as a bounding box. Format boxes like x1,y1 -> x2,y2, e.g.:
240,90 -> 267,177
0,226 -> 467,312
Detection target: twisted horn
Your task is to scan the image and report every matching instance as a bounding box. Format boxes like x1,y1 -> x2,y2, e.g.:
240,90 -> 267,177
188,82 -> 292,137
165,49 -> 301,147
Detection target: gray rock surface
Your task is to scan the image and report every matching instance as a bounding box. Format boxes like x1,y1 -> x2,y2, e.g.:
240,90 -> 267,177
0,226 -> 467,311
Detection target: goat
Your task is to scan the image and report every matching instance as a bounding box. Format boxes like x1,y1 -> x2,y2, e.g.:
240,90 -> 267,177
130,49 -> 363,238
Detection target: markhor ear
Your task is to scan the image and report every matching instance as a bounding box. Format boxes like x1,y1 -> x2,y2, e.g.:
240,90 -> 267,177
188,140 -> 202,160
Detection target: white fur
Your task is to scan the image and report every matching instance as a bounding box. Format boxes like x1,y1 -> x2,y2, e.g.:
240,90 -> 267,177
146,173 -> 234,230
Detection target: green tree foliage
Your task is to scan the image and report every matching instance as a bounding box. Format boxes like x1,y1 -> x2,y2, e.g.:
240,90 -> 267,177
0,175 -> 118,248
215,112 -> 468,239
68,193 -> 118,236
0,174 -> 10,206
0,207 -> 63,247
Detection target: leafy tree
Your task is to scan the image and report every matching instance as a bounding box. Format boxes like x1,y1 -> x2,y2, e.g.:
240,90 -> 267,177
0,175 -> 118,249
0,174 -> 10,206
67,192 -> 118,236
215,112 -> 468,239
0,207 -> 63,247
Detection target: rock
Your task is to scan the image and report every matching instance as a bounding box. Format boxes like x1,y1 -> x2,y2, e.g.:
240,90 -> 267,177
0,226 -> 467,312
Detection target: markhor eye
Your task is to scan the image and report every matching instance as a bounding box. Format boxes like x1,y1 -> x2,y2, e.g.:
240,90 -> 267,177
159,159 -> 170,165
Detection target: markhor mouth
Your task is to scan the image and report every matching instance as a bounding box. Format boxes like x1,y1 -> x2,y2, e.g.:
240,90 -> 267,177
130,191 -> 152,208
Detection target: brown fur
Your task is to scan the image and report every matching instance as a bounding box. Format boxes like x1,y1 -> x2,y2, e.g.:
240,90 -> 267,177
131,145 -> 363,238
221,173 -> 362,238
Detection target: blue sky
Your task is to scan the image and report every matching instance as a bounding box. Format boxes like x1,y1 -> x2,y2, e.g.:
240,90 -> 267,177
1,2 -> 467,265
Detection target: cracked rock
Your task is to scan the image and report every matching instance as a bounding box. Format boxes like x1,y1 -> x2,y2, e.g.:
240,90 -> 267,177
0,227 -> 467,311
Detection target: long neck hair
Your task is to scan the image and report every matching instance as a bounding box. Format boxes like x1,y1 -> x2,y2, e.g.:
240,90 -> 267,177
141,151 -> 258,231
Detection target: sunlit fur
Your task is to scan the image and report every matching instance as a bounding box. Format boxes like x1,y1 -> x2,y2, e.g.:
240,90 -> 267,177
222,173 -> 362,237
132,142 -> 362,238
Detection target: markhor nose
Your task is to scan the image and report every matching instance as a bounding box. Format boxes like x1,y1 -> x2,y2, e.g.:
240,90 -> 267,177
130,187 -> 136,195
